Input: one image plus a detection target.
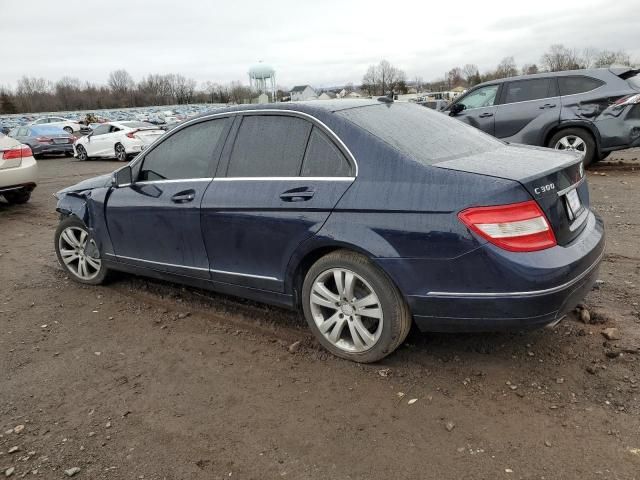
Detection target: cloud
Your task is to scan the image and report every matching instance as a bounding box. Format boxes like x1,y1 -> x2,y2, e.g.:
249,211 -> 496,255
0,0 -> 637,89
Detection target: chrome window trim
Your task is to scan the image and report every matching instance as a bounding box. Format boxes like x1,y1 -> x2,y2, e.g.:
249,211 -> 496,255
130,109 -> 359,177
135,178 -> 213,185
425,245 -> 604,298
213,176 -> 354,182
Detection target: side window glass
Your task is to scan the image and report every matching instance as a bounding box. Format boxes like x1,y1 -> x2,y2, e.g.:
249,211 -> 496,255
459,85 -> 499,109
226,115 -> 311,177
558,76 -> 604,95
92,125 -> 110,136
301,128 -> 351,177
139,119 -> 227,181
504,79 -> 551,103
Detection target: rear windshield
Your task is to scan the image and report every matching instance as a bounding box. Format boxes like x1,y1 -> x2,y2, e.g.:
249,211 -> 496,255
337,103 -> 503,164
31,125 -> 67,135
626,73 -> 640,89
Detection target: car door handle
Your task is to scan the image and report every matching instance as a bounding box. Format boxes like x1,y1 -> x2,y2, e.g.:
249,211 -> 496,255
279,188 -> 315,202
539,103 -> 557,109
478,112 -> 494,118
171,190 -> 196,203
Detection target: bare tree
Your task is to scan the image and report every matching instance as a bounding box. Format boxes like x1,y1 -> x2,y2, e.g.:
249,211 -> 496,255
594,49 -> 631,67
540,44 -> 582,71
447,67 -> 464,87
361,60 -> 407,96
496,56 -> 518,78
107,70 -> 134,94
361,65 -> 378,95
521,63 -> 539,75
462,64 -> 480,86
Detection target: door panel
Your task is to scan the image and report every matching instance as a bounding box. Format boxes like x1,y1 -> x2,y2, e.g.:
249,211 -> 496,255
453,106 -> 496,135
201,178 -> 353,291
106,180 -> 212,278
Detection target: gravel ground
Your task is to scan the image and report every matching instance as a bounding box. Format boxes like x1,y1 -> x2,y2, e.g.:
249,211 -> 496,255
1,150 -> 639,479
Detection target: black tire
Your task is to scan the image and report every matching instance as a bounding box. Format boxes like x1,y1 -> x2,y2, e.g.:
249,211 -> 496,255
3,190 -> 31,204
63,126 -> 73,134
598,151 -> 611,162
54,216 -> 109,285
547,128 -> 596,167
301,250 -> 412,363
115,143 -> 128,162
76,145 -> 88,161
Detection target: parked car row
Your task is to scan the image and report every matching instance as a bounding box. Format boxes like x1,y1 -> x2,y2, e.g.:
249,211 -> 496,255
445,67 -> 640,166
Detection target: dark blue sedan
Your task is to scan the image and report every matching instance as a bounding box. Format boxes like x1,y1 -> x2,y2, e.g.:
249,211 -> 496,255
53,100 -> 605,362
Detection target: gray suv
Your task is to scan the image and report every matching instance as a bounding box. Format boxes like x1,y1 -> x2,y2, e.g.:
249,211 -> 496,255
446,67 -> 640,165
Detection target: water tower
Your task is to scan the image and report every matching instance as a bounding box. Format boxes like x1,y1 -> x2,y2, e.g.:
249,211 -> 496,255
248,62 -> 276,102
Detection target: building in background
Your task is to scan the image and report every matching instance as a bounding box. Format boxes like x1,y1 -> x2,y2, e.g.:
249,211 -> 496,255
290,85 -> 317,101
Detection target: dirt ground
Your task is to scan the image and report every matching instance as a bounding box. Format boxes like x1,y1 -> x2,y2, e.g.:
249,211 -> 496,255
1,150 -> 639,480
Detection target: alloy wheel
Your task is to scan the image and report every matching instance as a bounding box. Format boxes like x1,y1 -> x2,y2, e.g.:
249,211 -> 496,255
58,226 -> 101,280
309,268 -> 384,353
115,144 -> 127,162
76,145 -> 88,161
554,135 -> 586,157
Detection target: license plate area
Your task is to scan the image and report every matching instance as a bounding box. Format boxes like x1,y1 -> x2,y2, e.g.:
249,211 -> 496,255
565,188 -> 583,221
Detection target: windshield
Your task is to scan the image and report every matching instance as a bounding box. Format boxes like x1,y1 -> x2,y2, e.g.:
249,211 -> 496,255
337,102 -> 503,164
31,125 -> 68,135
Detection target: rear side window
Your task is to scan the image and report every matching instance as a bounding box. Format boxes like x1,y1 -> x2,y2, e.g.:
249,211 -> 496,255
338,103 -> 503,165
301,128 -> 351,177
226,115 -> 311,177
503,78 -> 552,103
558,76 -> 604,95
139,119 -> 227,181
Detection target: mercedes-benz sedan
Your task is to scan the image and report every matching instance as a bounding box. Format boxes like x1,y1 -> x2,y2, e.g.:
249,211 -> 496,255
53,100 -> 605,362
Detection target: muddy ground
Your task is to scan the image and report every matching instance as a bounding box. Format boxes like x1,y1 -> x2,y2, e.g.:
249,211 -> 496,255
1,150 -> 639,480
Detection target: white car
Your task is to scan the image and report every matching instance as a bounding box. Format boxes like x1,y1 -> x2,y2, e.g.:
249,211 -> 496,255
0,133 -> 38,204
29,116 -> 83,134
74,121 -> 166,162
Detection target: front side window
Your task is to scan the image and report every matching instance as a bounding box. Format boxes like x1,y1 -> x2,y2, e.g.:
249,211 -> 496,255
301,127 -> 352,177
503,78 -> 552,103
91,125 -> 110,136
558,76 -> 604,95
459,85 -> 499,109
139,119 -> 227,181
226,115 -> 311,177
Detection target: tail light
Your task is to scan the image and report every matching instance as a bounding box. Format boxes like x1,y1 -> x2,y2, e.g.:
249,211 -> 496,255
2,144 -> 33,160
458,200 -> 557,252
613,93 -> 640,106
36,136 -> 52,144
126,129 -> 140,139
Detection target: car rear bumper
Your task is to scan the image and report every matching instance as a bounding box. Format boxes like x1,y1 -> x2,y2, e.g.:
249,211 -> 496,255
32,143 -> 74,155
377,210 -> 605,332
0,156 -> 38,193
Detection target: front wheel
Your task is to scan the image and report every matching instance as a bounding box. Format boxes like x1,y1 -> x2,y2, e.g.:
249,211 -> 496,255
54,216 -> 109,285
302,250 -> 411,363
548,128 -> 596,166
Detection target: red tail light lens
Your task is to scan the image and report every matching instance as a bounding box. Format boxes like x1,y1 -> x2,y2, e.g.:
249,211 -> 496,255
614,93 -> 640,106
2,145 -> 33,160
458,200 -> 557,252
126,129 -> 139,139
36,136 -> 52,143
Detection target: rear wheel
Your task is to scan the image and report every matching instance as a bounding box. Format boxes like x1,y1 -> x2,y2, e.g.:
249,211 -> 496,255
115,143 -> 128,162
54,216 -> 109,285
63,126 -> 73,134
76,145 -> 88,161
3,190 -> 31,204
548,128 -> 596,166
302,250 -> 411,363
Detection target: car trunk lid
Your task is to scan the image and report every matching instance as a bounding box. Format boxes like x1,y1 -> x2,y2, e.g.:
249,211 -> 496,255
435,144 -> 588,246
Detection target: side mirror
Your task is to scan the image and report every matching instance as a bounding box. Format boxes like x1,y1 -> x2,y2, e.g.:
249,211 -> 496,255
449,103 -> 465,116
112,165 -> 132,188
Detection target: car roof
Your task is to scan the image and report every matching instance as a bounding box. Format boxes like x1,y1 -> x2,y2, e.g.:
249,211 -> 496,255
190,99 -> 384,121
471,67 -> 630,89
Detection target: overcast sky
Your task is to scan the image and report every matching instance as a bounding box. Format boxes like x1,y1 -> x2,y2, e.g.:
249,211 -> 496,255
1,0 -> 638,89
